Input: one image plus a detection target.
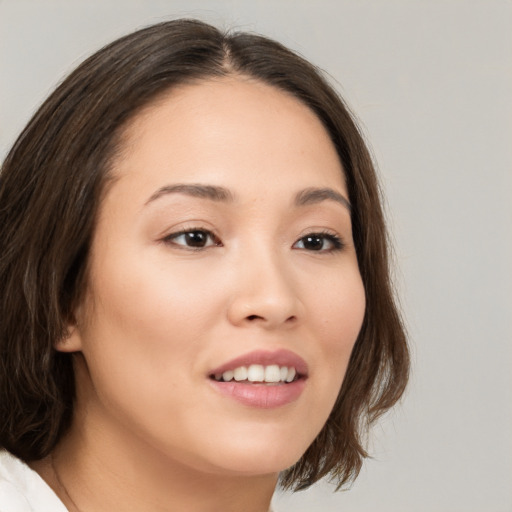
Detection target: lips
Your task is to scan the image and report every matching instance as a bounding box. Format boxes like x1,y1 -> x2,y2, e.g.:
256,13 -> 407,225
208,349 -> 308,408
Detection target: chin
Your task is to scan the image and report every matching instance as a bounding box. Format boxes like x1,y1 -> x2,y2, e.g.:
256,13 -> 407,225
193,427 -> 313,477
206,451 -> 303,477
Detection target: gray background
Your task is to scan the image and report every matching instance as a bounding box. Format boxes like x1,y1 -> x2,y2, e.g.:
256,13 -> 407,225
1,1 -> 511,511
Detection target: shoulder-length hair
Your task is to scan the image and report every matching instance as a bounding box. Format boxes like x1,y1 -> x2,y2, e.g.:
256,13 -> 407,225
0,18 -> 409,491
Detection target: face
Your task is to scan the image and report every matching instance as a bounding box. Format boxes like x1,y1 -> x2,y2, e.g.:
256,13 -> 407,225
63,77 -> 366,477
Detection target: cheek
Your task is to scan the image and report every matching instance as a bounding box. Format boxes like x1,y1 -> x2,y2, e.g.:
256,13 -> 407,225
88,249 -> 221,340
312,266 -> 366,344
75,270 -> 209,448
309,269 -> 366,393
76,255 -> 212,395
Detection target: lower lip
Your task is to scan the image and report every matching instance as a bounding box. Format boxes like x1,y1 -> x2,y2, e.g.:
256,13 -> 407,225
209,379 -> 306,409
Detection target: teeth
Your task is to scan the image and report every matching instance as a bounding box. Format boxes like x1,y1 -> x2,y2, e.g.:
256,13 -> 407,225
285,367 -> 296,383
222,370 -> 234,382
264,365 -> 281,383
216,364 -> 298,383
233,366 -> 248,381
247,364 -> 265,382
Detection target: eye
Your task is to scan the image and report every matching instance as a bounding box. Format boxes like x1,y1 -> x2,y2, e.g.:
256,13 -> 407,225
163,229 -> 221,249
293,232 -> 344,252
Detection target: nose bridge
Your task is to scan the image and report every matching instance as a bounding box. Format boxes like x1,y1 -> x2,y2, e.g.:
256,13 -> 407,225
227,238 -> 302,328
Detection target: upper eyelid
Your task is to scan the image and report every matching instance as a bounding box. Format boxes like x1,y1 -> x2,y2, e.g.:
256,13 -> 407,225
294,228 -> 344,242
161,224 -> 217,239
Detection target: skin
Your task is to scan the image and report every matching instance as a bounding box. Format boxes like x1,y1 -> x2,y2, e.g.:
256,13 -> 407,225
33,76 -> 366,512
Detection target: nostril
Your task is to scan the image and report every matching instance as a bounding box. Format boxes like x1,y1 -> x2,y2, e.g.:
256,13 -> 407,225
245,314 -> 297,324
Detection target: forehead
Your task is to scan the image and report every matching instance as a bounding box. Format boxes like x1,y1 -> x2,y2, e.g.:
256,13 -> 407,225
110,76 -> 346,198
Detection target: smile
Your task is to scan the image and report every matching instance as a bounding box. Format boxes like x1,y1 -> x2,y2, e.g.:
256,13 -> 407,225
208,349 -> 308,408
212,364 -> 297,384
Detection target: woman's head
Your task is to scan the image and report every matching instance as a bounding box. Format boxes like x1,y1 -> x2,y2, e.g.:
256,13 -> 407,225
0,19 -> 408,490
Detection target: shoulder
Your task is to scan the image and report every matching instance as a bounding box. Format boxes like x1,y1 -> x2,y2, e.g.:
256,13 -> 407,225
0,450 -> 67,512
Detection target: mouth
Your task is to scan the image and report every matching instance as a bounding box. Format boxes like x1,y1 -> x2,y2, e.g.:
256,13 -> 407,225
210,364 -> 299,385
207,349 -> 308,408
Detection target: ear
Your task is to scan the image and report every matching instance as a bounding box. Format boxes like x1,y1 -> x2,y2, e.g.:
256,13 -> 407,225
54,321 -> 83,353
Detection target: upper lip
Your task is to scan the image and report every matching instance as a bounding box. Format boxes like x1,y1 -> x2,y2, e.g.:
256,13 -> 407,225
208,349 -> 309,378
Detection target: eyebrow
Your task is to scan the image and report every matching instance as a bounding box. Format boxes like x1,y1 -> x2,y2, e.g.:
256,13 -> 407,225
145,183 -> 350,211
145,184 -> 234,205
294,187 -> 351,211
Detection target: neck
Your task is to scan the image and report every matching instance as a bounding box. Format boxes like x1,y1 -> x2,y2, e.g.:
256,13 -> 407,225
35,411 -> 277,512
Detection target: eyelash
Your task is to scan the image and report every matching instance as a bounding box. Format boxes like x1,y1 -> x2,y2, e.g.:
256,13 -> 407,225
162,228 -> 345,253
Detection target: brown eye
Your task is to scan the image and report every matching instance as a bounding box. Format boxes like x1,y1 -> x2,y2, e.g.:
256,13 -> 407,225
164,229 -> 221,249
300,235 -> 324,251
293,233 -> 344,252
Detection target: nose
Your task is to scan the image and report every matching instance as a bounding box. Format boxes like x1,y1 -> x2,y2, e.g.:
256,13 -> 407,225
226,249 -> 303,330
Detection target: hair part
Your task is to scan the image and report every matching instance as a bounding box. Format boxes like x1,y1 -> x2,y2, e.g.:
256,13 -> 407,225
0,18 -> 409,491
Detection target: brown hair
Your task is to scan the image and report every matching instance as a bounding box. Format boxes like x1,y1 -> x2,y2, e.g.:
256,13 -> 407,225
0,18 -> 409,491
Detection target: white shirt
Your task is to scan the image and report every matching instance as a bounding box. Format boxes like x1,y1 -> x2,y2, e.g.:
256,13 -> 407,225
0,450 -> 67,512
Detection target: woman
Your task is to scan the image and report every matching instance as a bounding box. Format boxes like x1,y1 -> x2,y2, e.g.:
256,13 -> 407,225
0,19 -> 409,512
